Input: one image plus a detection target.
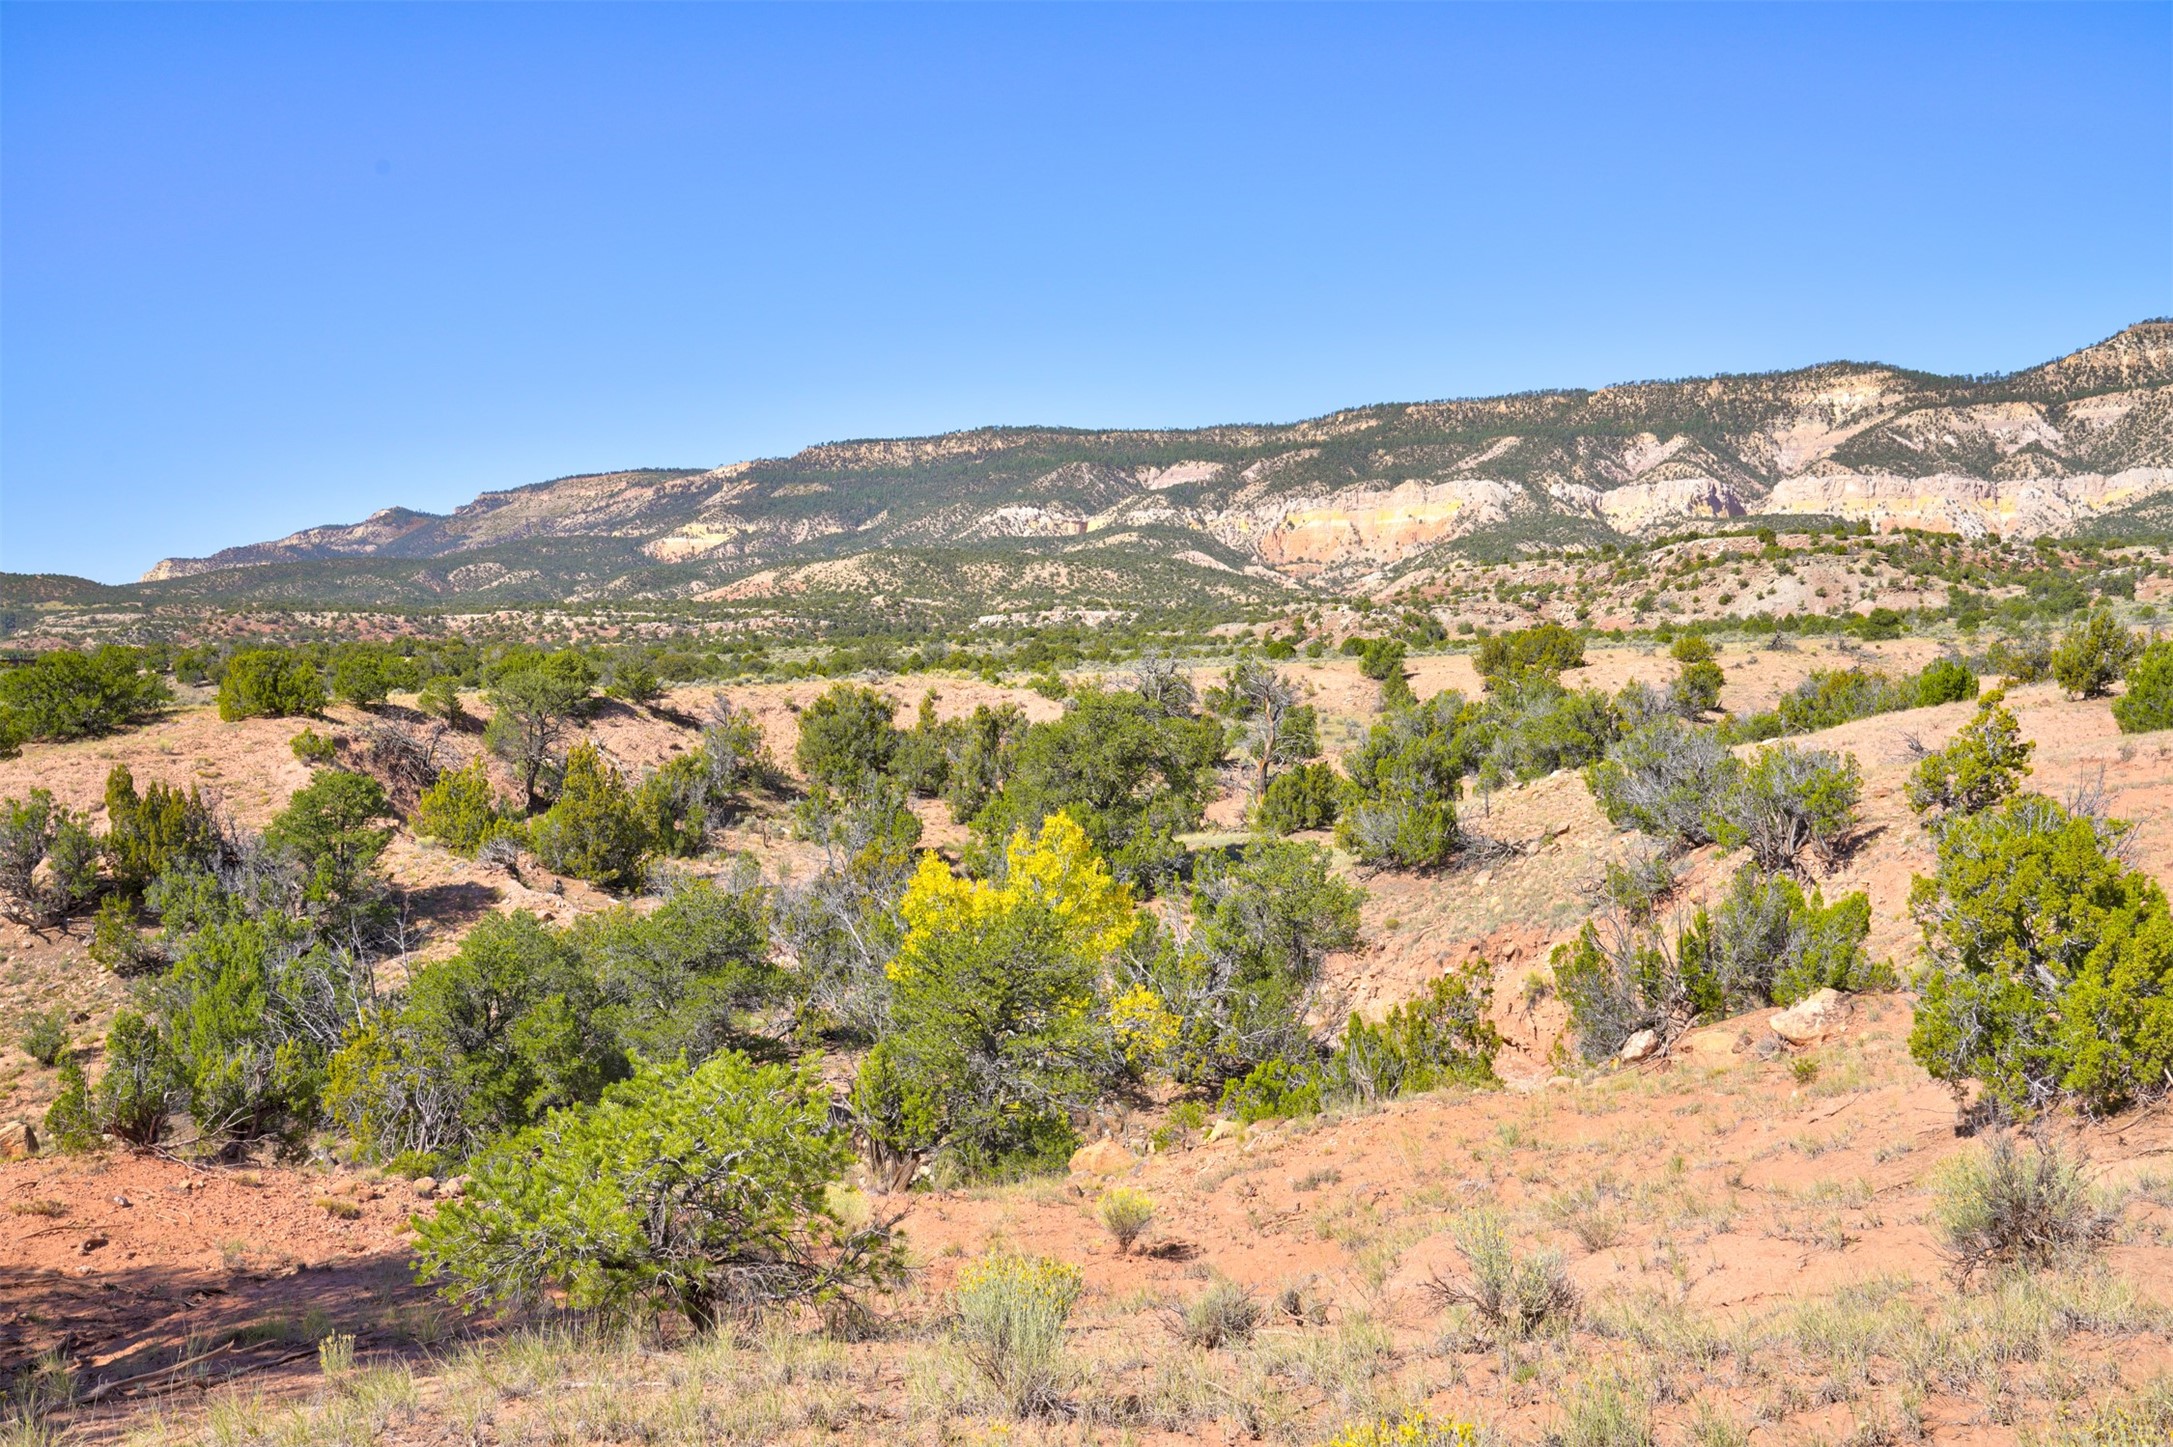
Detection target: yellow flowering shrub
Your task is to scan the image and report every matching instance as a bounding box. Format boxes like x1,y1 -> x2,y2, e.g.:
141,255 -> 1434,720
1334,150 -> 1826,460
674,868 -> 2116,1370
1320,1411 -> 1479,1447
859,814 -> 1138,1177
894,812 -> 1136,981
1108,981 -> 1181,1068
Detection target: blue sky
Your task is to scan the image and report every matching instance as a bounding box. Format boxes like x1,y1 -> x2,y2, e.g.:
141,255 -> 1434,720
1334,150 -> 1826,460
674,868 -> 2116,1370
3,4 -> 2168,584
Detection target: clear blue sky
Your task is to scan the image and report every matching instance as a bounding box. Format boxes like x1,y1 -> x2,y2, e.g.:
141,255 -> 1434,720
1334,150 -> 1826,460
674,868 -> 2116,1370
4,3 -> 2168,583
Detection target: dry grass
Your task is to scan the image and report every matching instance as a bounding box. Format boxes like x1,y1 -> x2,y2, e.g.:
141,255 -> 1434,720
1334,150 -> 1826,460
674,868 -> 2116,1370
70,1251 -> 2171,1447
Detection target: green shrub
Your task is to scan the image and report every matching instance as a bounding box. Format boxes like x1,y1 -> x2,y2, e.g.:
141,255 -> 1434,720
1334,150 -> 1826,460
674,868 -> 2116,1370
1854,606 -> 1906,642
1672,659 -> 1725,716
1675,864 -> 1885,1014
1134,841 -> 1364,1087
0,646 -> 170,741
2113,640 -> 2173,733
482,651 -> 594,806
1337,692 -> 1468,869
1551,919 -> 1683,1062
1561,856 -> 1883,1061
1988,632 -> 2055,685
940,703 -> 1026,823
1769,667 -> 1914,734
1331,964 -> 1501,1102
100,762 -> 219,889
413,757 -> 511,855
952,1252 -> 1082,1417
1338,793 -> 1458,870
43,1054 -> 97,1152
17,1008 -> 68,1067
890,691 -> 957,798
0,790 -> 101,926
1907,695 -> 2033,822
1195,840 -> 1363,995
794,684 -> 900,789
153,919 -> 371,1147
1730,659 -> 1978,740
1669,635 -> 1716,666
88,893 -> 155,974
1355,638 -> 1413,708
847,1039 -> 942,1188
329,647 -> 397,709
1474,624 -> 1584,689
289,728 -> 338,765
573,871 -> 778,1062
1933,1134 -> 2114,1283
2051,609 -> 2142,699
1218,1057 -> 1323,1123
416,674 -> 463,726
266,769 -> 394,928
631,753 -> 710,858
218,649 -> 326,721
1254,760 -> 1342,834
1712,742 -> 1861,872
970,686 -> 1223,891
1468,680 -> 1622,781
329,910 -> 627,1161
794,774 -> 923,864
1915,657 -> 1980,707
693,692 -> 775,806
96,1011 -> 176,1146
602,654 -> 663,708
1909,795 -> 2173,1115
528,742 -> 649,890
415,1053 -> 903,1329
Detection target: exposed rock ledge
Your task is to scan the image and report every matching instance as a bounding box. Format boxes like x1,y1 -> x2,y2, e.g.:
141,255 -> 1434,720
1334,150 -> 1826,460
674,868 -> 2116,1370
1759,467 -> 2173,540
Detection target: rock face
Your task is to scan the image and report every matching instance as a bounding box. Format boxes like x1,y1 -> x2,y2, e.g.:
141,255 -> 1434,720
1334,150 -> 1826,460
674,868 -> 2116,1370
1770,989 -> 1850,1046
0,1119 -> 37,1160
1067,1139 -> 1139,1177
137,322 -> 2173,602
1248,480 -> 1524,569
1762,466 -> 2173,540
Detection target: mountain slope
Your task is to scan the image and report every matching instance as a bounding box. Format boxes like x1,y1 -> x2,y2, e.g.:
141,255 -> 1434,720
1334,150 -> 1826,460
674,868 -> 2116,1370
133,322 -> 2173,609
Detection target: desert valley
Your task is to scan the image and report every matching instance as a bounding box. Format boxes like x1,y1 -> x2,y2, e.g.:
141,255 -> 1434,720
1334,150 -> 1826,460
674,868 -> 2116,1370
5,326 -> 2173,1447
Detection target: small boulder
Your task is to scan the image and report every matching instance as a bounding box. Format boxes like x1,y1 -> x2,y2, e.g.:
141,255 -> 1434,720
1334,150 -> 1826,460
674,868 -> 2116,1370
1770,988 -> 1848,1046
1067,1139 -> 1139,1178
1679,1028 -> 1744,1066
0,1119 -> 38,1161
1619,1028 -> 1661,1063
1204,1119 -> 1240,1144
412,1176 -> 438,1199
